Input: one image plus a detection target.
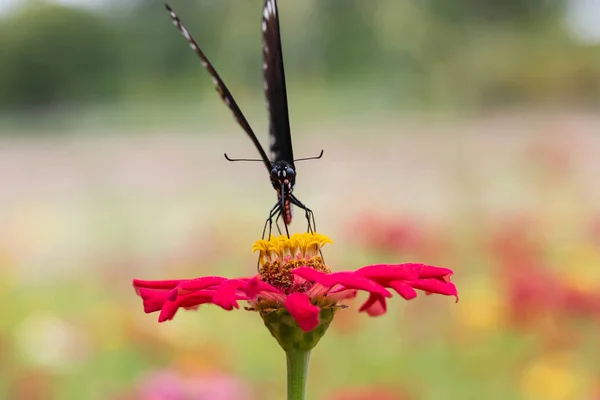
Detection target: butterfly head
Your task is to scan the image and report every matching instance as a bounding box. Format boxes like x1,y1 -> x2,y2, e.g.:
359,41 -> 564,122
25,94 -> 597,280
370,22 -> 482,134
270,161 -> 295,194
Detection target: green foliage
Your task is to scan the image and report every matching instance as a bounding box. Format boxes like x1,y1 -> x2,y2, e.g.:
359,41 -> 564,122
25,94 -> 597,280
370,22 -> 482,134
0,2 -> 121,109
115,1 -> 232,96
0,0 -> 599,118
422,0 -> 564,24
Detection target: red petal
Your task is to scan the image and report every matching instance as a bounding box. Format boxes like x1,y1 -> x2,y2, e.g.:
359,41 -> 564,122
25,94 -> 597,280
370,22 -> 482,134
417,265 -> 454,279
292,267 -> 349,287
359,293 -> 387,316
158,300 -> 181,322
355,264 -> 421,281
167,288 -> 179,302
179,291 -> 215,308
177,276 -> 230,291
285,292 -> 321,332
388,280 -> 418,300
158,291 -> 215,322
212,279 -> 247,310
244,277 -> 283,298
338,274 -> 392,297
292,268 -> 391,297
133,279 -> 187,293
409,278 -> 458,300
137,288 -> 172,313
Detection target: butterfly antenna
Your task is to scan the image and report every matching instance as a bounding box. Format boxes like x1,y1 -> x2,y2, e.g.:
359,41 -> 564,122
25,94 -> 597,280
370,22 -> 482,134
294,149 -> 324,162
224,153 -> 273,163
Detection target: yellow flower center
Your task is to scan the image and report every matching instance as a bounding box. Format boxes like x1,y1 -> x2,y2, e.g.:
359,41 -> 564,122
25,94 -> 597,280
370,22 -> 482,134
252,233 -> 332,289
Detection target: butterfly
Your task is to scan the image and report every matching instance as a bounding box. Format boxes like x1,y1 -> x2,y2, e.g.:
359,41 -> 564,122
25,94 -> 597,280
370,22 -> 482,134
165,0 -> 322,239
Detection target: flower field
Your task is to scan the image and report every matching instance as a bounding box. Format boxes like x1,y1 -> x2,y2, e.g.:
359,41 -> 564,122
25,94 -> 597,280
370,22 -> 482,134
1,112 -> 599,399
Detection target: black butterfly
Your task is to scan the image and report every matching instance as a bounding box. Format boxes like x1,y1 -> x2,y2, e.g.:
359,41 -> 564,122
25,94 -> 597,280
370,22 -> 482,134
165,0 -> 322,239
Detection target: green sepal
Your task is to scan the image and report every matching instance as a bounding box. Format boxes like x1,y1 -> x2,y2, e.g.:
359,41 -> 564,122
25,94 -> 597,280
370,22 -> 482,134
260,307 -> 336,352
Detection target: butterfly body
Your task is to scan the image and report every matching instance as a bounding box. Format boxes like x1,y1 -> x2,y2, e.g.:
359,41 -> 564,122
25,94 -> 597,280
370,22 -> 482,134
270,160 -> 295,225
165,0 -> 319,238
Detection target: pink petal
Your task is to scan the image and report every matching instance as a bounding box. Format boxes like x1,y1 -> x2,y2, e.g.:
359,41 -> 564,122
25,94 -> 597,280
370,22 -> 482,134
355,264 -> 421,281
212,279 -> 247,310
177,276 -> 229,291
409,278 -> 458,301
133,279 -> 187,293
158,291 -> 215,323
306,283 -> 329,298
292,268 -> 391,297
417,265 -> 454,279
167,288 -> 180,302
292,267 -> 351,287
158,302 -> 179,322
359,293 -> 387,316
137,288 -> 172,313
292,274 -> 310,286
285,292 -> 321,332
244,277 -> 283,298
388,280 -> 418,300
337,274 -> 392,297
326,288 -> 358,302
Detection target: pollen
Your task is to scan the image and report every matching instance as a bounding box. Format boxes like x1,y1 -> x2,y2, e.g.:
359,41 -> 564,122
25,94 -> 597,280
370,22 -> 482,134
253,233 -> 332,289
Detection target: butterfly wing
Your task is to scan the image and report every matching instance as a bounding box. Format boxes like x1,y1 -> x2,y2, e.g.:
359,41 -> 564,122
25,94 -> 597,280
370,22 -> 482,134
166,4 -> 272,173
262,0 -> 294,166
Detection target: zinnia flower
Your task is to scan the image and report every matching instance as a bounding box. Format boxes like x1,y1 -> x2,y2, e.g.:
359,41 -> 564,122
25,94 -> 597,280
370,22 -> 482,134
133,233 -> 457,349
133,232 -> 458,400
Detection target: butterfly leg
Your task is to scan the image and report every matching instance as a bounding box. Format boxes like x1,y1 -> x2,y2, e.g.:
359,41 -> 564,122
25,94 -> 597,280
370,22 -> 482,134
258,204 -> 282,271
289,194 -> 316,234
262,201 -> 282,240
274,212 -> 283,236
281,216 -> 290,238
271,207 -> 284,237
289,195 -> 323,260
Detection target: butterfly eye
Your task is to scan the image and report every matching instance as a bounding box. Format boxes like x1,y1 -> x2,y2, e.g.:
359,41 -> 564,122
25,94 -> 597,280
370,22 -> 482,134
285,166 -> 295,178
270,168 -> 279,180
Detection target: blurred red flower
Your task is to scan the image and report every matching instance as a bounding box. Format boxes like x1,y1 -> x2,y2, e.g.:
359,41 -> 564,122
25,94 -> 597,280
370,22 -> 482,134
347,213 -> 447,259
487,213 -> 542,267
488,216 -> 600,330
504,261 -> 600,329
329,386 -> 411,400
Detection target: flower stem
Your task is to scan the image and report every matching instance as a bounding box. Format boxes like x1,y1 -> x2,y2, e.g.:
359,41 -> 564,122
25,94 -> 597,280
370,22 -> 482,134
286,350 -> 311,400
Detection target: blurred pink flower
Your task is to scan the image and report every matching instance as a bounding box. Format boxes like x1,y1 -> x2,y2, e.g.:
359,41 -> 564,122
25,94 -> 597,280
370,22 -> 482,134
135,369 -> 252,400
133,233 -> 457,336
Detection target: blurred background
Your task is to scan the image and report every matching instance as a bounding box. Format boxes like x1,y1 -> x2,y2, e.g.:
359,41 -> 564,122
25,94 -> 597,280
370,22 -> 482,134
1,0 -> 600,399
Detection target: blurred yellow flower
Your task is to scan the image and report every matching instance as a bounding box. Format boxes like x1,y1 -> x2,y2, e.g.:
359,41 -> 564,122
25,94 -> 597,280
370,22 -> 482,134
455,278 -> 504,334
520,353 -> 589,400
559,243 -> 600,293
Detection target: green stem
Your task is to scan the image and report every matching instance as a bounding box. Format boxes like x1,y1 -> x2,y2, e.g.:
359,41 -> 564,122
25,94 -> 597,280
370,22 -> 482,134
286,350 -> 311,400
